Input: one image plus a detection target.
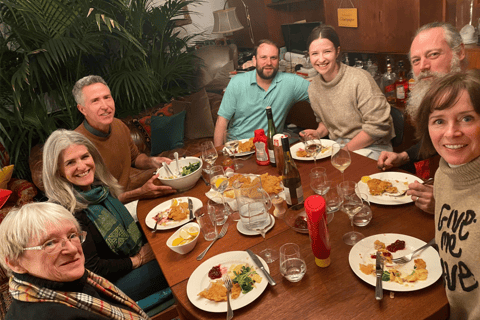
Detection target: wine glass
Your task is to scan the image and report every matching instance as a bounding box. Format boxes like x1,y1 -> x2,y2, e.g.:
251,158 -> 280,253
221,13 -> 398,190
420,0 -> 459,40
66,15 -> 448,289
224,129 -> 242,169
201,141 -> 218,174
331,143 -> 351,181
209,165 -> 228,194
303,132 -> 322,166
248,202 -> 278,263
309,167 -> 331,196
337,181 -> 364,245
208,196 -> 228,226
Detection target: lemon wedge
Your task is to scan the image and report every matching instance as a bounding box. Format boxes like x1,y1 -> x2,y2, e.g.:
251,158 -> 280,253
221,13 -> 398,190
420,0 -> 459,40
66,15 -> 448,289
179,229 -> 191,240
172,237 -> 184,246
214,177 -> 227,189
361,176 -> 371,183
187,226 -> 199,237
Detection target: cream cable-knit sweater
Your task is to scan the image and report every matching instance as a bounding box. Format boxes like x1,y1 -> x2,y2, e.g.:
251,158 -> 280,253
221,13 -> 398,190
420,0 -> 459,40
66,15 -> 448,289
434,155 -> 480,320
308,63 -> 394,145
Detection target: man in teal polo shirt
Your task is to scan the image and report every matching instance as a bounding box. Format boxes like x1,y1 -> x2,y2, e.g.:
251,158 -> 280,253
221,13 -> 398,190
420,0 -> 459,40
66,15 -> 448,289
213,39 -> 310,146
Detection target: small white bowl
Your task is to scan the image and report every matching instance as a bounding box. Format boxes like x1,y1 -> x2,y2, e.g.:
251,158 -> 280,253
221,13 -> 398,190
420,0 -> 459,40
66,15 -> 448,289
166,222 -> 200,254
156,157 -> 203,192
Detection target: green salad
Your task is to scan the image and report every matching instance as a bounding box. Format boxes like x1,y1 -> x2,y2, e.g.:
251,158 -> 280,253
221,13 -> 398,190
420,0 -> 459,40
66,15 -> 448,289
232,266 -> 259,294
181,161 -> 201,176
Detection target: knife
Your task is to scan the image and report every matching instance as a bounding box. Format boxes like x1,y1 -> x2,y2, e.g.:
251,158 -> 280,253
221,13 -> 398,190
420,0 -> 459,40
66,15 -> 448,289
246,249 -> 276,286
375,251 -> 384,300
188,198 -> 194,220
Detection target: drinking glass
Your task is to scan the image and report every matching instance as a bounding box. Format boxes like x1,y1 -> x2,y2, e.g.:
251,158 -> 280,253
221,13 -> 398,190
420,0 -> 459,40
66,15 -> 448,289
279,243 -> 306,282
353,193 -> 373,227
337,181 -> 364,245
201,141 -> 218,174
245,202 -> 278,263
303,132 -> 322,166
209,165 -> 228,193
324,182 -> 343,214
208,197 -> 229,226
331,143 -> 351,181
309,167 -> 331,196
224,129 -> 242,169
195,207 -> 217,241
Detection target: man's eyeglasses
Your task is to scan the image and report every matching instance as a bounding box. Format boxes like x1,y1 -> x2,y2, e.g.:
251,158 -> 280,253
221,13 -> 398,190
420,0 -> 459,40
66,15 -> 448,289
23,231 -> 87,254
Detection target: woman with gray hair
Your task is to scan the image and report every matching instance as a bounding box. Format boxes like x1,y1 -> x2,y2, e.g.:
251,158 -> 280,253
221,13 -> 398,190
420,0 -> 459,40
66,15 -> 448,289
0,202 -> 149,319
42,129 -> 169,303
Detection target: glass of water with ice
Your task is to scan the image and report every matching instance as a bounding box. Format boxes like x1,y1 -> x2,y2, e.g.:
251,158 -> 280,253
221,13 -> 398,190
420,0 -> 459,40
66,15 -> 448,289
279,243 -> 306,282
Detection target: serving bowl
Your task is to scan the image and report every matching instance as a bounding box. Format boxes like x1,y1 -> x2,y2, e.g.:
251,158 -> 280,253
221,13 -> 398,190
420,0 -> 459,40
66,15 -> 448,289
166,222 -> 200,254
283,205 -> 309,234
156,156 -> 203,192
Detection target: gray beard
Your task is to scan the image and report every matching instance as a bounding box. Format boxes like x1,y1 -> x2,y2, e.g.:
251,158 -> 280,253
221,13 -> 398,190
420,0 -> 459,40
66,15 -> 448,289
405,54 -> 462,120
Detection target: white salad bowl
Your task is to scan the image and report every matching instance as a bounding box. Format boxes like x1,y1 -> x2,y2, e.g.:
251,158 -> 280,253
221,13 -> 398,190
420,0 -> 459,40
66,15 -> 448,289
156,156 -> 203,192
166,222 -> 200,254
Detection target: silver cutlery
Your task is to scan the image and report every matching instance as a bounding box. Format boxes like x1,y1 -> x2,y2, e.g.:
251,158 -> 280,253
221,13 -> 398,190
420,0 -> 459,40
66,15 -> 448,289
197,223 -> 229,260
188,198 -> 194,221
388,177 -> 434,198
392,238 -> 435,264
151,219 -> 159,234
174,152 -> 180,175
222,274 -> 234,320
162,162 -> 177,178
200,175 -> 210,186
246,249 -> 276,286
375,251 -> 383,300
234,154 -> 253,161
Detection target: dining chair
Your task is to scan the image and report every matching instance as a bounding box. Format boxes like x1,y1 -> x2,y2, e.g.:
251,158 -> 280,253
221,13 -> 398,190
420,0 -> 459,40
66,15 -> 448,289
390,106 -> 404,148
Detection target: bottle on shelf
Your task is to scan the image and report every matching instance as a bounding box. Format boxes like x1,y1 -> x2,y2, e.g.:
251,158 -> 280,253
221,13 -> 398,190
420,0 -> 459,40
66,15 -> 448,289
265,106 -> 277,167
395,60 -> 408,107
253,129 -> 270,166
381,59 -> 396,106
281,137 -> 303,206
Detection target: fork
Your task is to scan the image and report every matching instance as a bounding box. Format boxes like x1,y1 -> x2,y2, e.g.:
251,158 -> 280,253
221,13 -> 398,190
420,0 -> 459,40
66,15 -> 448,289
234,154 -> 253,161
388,177 -> 434,198
392,238 -> 435,264
222,274 -> 234,320
197,223 -> 229,260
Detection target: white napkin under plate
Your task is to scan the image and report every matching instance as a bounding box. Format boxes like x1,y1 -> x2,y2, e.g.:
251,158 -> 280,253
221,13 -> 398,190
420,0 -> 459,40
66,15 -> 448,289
353,148 -> 373,158
124,200 -> 139,222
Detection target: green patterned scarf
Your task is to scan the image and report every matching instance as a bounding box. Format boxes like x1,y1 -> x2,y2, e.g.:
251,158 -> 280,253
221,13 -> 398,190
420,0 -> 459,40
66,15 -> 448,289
9,270 -> 149,320
79,186 -> 143,256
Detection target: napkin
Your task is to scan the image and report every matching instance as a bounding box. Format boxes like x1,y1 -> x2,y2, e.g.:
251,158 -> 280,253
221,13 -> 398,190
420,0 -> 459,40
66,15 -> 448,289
124,200 -> 139,222
353,149 -> 373,158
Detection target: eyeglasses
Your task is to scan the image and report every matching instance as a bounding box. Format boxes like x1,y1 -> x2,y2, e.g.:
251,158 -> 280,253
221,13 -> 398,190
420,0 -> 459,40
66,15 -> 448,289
23,231 -> 87,254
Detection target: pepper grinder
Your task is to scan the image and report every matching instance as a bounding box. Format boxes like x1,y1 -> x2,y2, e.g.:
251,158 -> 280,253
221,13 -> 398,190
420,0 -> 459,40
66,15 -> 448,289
272,194 -> 286,218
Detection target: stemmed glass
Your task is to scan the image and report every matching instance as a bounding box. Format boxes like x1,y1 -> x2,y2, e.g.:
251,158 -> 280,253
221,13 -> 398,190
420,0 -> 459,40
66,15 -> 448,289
201,141 -> 218,174
209,165 -> 228,194
303,132 -> 322,166
249,202 -> 278,263
338,181 -> 364,245
224,129 -> 242,169
309,167 -> 331,196
331,143 -> 351,181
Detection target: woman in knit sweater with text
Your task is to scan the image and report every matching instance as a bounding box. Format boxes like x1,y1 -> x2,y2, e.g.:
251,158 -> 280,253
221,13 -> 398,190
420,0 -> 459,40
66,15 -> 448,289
301,25 -> 394,160
415,70 -> 480,319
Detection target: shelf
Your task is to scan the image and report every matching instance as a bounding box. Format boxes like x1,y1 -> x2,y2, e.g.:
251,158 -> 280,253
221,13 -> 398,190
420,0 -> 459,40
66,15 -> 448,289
267,0 -> 318,8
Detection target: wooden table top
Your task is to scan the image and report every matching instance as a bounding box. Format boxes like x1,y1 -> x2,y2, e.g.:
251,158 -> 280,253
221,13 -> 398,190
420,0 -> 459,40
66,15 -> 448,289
137,149 -> 449,320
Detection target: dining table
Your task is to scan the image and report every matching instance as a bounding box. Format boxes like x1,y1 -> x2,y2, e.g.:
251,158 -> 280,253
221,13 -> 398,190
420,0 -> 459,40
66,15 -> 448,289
137,146 -> 449,320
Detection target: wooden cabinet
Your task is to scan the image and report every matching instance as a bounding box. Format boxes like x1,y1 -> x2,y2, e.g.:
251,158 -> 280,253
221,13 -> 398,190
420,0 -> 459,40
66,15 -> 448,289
322,0 -> 444,53
465,44 -> 480,69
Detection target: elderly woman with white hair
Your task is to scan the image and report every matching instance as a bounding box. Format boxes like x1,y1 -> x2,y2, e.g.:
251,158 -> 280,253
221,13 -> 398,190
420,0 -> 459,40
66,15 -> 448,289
41,129 -> 169,303
0,202 -> 149,320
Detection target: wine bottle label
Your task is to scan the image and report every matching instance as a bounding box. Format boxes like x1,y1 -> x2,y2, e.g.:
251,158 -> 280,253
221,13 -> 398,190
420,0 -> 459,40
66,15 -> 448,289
268,149 -> 276,164
255,142 -> 268,161
396,85 -> 405,99
385,84 -> 395,93
297,186 -> 304,203
283,185 -> 304,205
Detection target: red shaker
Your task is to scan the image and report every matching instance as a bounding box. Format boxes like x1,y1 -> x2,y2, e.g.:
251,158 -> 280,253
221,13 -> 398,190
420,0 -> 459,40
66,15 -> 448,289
253,129 -> 270,166
304,195 -> 331,267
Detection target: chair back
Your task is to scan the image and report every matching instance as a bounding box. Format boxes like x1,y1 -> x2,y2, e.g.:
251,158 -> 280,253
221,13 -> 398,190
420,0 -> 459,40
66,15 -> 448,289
390,107 -> 404,147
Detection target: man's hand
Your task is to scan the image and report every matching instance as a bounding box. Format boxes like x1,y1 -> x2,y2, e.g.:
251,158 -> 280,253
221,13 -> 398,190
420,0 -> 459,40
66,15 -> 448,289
151,156 -> 172,169
140,174 -> 176,198
377,151 -> 409,171
406,181 -> 434,214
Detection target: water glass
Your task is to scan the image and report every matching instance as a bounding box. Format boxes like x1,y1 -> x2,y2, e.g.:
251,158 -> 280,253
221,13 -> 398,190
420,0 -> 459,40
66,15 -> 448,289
208,197 -> 228,226
279,243 -> 307,282
209,165 -> 227,193
324,182 -> 343,214
310,167 -> 330,196
195,208 -> 217,241
353,194 -> 372,227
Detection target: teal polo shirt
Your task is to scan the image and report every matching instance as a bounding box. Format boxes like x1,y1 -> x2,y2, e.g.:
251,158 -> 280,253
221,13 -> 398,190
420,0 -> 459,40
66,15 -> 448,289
218,70 -> 310,139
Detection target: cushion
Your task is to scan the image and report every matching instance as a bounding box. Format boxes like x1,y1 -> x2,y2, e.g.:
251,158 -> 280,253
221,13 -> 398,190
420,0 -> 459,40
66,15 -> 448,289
0,165 -> 14,189
182,88 -> 215,140
7,178 -> 37,206
150,110 -> 187,156
0,189 -> 12,209
205,60 -> 234,93
138,103 -> 176,137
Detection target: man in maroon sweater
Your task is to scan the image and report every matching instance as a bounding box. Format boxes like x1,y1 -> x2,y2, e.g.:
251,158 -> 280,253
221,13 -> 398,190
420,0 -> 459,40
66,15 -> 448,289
73,75 -> 176,203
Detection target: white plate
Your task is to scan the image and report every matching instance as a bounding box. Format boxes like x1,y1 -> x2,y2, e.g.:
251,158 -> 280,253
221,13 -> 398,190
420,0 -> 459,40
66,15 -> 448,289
145,197 -> 203,230
236,215 -> 275,236
357,172 -> 423,205
224,138 -> 255,157
186,251 -> 269,312
291,139 -> 336,161
349,233 -> 441,292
